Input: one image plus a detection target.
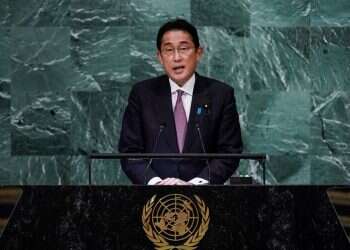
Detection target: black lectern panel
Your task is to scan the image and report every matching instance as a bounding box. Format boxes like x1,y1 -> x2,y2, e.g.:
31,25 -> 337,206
0,186 -> 349,250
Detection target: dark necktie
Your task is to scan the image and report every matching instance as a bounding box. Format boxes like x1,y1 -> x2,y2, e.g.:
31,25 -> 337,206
174,90 -> 187,152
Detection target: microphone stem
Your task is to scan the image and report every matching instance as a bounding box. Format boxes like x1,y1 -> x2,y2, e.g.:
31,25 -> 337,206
143,125 -> 164,185
196,124 -> 211,184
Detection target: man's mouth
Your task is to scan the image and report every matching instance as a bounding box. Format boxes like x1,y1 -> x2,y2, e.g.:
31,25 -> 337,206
173,66 -> 185,73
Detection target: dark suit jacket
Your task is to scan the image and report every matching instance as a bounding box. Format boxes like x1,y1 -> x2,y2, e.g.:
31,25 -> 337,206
118,73 -> 243,184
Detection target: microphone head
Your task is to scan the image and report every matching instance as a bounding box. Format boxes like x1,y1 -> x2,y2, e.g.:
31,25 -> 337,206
159,122 -> 167,129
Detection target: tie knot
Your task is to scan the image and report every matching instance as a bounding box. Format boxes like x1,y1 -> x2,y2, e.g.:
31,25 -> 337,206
177,90 -> 184,97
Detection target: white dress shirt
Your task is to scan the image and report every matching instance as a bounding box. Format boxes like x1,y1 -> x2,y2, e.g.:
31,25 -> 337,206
148,74 -> 208,185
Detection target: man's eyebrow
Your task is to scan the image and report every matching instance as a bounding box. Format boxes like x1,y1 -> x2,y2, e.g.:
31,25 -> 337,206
179,41 -> 191,45
161,42 -> 174,47
161,41 -> 192,47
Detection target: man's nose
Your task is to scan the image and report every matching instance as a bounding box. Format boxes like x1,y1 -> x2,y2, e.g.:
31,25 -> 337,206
173,49 -> 183,61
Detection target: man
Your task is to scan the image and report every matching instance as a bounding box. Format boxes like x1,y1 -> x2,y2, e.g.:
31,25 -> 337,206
119,19 -> 243,185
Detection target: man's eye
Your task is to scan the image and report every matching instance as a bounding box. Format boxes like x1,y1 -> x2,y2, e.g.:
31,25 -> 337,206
164,48 -> 174,52
179,47 -> 189,51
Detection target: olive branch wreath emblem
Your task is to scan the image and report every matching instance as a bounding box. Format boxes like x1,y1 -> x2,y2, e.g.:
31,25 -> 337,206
142,195 -> 210,250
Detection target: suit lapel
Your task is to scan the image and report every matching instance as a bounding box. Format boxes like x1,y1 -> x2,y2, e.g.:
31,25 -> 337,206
154,75 -> 179,153
154,74 -> 210,153
183,74 -> 210,153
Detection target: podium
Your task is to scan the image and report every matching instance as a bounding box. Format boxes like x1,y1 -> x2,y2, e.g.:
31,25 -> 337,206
0,186 -> 349,249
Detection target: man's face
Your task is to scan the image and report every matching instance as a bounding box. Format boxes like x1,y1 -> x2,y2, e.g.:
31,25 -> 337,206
157,30 -> 203,86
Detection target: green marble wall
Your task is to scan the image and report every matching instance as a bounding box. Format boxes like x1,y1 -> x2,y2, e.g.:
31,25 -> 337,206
0,0 -> 349,185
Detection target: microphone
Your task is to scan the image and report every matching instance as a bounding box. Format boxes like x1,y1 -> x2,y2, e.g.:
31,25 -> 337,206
78,148 -> 99,185
143,123 -> 166,184
195,122 -> 211,184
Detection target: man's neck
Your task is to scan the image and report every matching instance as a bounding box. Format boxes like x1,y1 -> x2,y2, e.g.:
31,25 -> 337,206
169,74 -> 195,88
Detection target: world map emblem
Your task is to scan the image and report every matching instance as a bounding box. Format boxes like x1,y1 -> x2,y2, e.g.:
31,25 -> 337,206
142,194 -> 210,250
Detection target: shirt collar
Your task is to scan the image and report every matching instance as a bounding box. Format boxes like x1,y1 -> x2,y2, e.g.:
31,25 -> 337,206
169,74 -> 195,96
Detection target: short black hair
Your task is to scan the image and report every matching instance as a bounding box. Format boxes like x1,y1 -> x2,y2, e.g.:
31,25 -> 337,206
156,19 -> 200,50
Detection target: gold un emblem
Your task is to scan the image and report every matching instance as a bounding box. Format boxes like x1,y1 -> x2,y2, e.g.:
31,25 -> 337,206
142,194 -> 210,250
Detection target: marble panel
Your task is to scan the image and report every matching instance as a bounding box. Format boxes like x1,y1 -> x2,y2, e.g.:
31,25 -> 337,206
130,0 -> 190,26
71,0 -> 130,26
251,0 -> 311,27
310,27 -> 350,93
237,155 -> 311,185
197,27 -> 249,91
312,0 -> 350,26
0,81 -> 10,158
10,0 -> 70,26
237,154 -> 311,185
311,91 -> 350,155
71,26 -> 131,87
0,28 -> 11,157
245,91 -> 311,155
11,92 -> 72,155
11,28 -> 72,93
9,28 -> 90,154
191,0 -> 250,27
71,90 -> 131,184
91,159 -> 130,185
249,27 -> 311,91
266,154 -> 311,184
10,27 -> 97,92
311,155 -> 350,184
0,28 -> 10,79
0,156 -> 87,185
70,89 -> 129,155
0,0 -> 10,26
130,26 -> 163,83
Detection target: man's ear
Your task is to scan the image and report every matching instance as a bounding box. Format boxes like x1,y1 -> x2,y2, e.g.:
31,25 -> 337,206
157,50 -> 163,65
196,47 -> 204,61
